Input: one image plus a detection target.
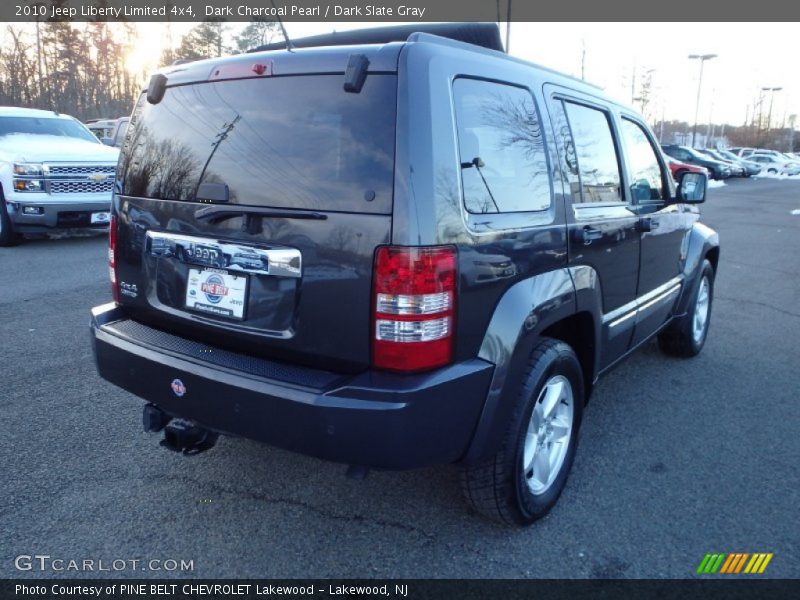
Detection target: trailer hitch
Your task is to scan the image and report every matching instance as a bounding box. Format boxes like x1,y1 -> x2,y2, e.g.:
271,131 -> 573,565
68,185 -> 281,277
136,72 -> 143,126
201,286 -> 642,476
159,417 -> 218,455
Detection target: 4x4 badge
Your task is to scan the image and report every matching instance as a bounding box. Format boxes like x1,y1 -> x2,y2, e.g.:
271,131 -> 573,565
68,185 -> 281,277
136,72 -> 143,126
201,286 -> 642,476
171,379 -> 186,397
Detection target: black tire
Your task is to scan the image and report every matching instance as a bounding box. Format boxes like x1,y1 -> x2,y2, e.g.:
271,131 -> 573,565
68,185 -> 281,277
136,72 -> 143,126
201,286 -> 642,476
461,338 -> 584,526
0,189 -> 22,247
658,259 -> 715,357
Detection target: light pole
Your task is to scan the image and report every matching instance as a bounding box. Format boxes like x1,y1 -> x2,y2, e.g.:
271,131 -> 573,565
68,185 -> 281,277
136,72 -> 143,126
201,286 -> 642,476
689,53 -> 717,148
761,86 -> 782,131
706,89 -> 716,146
505,0 -> 512,54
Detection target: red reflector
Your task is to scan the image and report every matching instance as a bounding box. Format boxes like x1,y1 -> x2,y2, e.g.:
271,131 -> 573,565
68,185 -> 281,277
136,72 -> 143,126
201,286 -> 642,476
373,337 -> 453,372
109,214 -> 119,304
209,61 -> 273,81
372,246 -> 457,372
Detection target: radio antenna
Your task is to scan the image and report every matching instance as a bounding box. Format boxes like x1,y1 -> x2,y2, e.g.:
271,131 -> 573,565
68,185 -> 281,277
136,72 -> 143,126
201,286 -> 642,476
269,0 -> 294,52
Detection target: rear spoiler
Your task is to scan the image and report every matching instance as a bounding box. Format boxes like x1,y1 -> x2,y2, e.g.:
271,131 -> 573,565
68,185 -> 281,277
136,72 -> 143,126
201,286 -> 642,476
248,23 -> 504,53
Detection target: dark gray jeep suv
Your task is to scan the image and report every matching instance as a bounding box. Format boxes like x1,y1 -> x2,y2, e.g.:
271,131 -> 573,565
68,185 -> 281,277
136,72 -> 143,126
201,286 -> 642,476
91,24 -> 719,525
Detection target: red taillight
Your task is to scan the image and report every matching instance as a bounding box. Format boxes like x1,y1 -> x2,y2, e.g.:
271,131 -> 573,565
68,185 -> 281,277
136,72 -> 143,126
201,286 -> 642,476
372,246 -> 457,372
109,214 -> 119,304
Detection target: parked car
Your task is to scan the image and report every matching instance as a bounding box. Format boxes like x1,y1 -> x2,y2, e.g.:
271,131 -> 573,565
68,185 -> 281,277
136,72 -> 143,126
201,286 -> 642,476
715,149 -> 762,176
749,149 -> 787,160
0,107 -> 120,246
729,147 -> 756,158
728,147 -> 781,159
664,156 -> 707,183
86,118 -> 118,140
661,144 -> 731,179
100,117 -> 130,148
779,152 -> 800,166
696,149 -> 746,177
90,23 -> 718,526
747,154 -> 800,175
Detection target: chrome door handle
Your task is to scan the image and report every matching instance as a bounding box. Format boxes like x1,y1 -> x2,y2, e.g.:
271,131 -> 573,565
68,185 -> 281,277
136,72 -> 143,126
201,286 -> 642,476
582,226 -> 603,245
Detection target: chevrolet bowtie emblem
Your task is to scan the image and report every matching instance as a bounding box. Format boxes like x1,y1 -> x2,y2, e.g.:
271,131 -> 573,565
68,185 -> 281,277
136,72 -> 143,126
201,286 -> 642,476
88,173 -> 109,182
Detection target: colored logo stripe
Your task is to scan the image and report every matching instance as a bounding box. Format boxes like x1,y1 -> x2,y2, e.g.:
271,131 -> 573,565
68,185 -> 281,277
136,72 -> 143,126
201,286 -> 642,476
697,553 -> 725,574
745,553 -> 773,574
698,553 -> 773,574
719,553 -> 736,573
720,553 -> 749,573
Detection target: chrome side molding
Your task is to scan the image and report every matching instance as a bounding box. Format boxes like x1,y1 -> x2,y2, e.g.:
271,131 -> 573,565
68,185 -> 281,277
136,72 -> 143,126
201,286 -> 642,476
604,277 -> 682,330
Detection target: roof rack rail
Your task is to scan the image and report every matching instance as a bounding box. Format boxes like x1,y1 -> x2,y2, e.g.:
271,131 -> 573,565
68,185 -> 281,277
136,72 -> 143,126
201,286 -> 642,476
248,23 -> 503,53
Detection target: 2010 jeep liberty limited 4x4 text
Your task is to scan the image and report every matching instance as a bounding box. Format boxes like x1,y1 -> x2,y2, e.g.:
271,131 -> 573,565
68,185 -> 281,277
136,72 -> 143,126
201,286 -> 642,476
91,23 -> 719,525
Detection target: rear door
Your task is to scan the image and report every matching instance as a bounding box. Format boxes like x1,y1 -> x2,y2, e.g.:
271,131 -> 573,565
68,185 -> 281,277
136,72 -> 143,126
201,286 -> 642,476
545,88 -> 640,369
115,72 -> 397,372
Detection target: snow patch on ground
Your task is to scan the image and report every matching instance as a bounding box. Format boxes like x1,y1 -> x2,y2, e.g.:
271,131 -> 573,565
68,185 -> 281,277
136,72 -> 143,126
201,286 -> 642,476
752,171 -> 800,180
791,209 -> 800,215
707,180 -> 726,188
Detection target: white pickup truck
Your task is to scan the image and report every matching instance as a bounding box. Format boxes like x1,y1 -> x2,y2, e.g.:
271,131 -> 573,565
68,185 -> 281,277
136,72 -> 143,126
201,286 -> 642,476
0,107 -> 120,246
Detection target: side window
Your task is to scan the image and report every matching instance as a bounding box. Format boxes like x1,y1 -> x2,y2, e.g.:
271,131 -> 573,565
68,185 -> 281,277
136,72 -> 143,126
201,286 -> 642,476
620,118 -> 666,202
453,78 -> 550,213
115,120 -> 130,146
563,101 -> 623,203
674,149 -> 691,161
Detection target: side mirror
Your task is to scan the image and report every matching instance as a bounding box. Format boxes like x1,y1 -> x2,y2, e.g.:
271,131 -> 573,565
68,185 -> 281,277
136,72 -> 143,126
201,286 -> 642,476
101,137 -> 114,146
676,171 -> 707,203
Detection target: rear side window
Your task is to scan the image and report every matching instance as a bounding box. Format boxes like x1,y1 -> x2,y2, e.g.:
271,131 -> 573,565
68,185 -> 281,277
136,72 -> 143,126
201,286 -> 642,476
115,120 -> 129,144
620,118 -> 666,201
119,74 -> 396,214
548,99 -> 581,197
673,148 -> 692,161
453,78 -> 550,213
563,102 -> 622,203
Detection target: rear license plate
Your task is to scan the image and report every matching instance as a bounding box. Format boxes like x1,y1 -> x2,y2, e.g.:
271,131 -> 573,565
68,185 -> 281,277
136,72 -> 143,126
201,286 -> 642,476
90,211 -> 110,224
185,268 -> 248,320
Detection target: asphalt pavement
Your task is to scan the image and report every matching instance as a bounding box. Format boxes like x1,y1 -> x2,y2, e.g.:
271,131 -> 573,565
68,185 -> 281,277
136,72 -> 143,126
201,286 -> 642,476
1,178 -> 798,579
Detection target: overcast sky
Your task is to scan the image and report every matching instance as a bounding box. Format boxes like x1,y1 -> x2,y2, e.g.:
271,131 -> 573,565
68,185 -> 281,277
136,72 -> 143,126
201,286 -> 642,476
125,21 -> 799,128
281,22 -> 798,127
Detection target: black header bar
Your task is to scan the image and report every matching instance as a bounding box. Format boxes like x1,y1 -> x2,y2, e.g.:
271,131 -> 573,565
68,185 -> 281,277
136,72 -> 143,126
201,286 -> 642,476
4,0 -> 800,22
4,579 -> 800,600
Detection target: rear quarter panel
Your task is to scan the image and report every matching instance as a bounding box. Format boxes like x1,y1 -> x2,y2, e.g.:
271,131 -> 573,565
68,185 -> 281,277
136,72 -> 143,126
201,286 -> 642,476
394,41 -> 571,363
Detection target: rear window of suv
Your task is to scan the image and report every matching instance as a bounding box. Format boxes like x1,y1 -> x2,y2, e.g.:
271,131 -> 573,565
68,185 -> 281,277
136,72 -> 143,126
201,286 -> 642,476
119,74 -> 397,214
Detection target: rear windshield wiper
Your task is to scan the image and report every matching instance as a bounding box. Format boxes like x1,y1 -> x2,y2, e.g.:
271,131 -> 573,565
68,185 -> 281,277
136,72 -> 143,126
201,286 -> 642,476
461,156 -> 500,213
194,205 -> 328,223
